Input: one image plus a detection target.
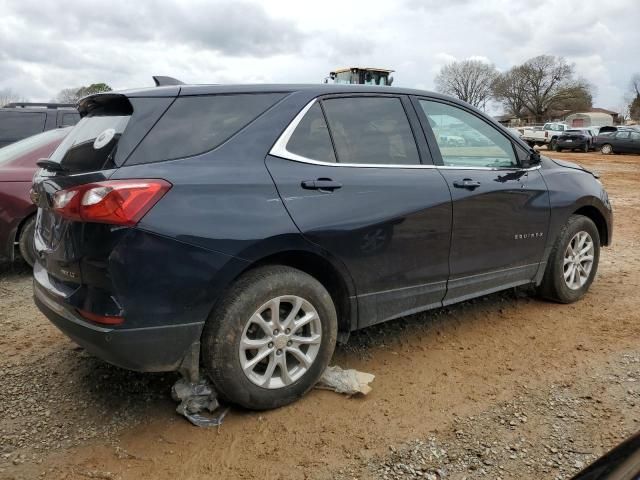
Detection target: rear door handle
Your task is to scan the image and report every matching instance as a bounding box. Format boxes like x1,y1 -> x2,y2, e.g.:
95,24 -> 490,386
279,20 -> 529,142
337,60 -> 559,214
301,178 -> 343,192
453,179 -> 481,190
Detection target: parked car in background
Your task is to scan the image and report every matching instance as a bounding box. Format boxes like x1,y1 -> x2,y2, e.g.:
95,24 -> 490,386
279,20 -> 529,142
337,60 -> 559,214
555,128 -> 596,152
0,127 -> 71,265
522,122 -> 570,150
0,103 -> 79,147
32,84 -> 611,411
594,128 -> 640,155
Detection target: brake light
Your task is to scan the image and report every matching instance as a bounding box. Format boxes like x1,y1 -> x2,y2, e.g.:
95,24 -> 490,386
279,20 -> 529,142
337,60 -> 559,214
545,131 -> 549,138
52,179 -> 171,226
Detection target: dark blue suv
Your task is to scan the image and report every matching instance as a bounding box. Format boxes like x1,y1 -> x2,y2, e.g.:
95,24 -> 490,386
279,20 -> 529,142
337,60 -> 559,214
32,84 -> 612,409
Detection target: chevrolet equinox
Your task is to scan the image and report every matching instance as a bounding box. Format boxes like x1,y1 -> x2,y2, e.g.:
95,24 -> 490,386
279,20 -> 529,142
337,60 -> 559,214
32,84 -> 612,409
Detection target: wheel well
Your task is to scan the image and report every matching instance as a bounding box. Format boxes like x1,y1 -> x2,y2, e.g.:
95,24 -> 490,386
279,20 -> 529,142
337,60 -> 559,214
574,206 -> 609,245
248,251 -> 355,333
16,212 -> 35,239
8,212 -> 36,260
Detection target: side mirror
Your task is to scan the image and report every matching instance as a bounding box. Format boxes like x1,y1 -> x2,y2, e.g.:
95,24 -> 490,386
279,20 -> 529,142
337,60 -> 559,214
522,150 -> 541,168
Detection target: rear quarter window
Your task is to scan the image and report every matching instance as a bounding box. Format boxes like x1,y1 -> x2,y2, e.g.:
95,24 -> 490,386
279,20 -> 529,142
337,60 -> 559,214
127,93 -> 285,165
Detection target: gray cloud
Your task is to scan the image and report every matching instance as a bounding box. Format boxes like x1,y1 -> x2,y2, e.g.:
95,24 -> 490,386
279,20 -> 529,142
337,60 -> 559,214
3,0 -> 307,56
0,0 -> 638,111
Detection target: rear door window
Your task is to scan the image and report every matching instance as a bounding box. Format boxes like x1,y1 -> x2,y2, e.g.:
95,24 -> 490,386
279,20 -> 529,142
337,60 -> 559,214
285,103 -> 336,163
321,96 -> 420,165
0,111 -> 46,140
616,131 -> 631,139
128,93 -> 285,165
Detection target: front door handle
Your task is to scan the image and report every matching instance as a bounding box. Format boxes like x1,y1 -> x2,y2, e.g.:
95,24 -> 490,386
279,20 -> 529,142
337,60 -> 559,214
453,178 -> 481,190
301,178 -> 343,192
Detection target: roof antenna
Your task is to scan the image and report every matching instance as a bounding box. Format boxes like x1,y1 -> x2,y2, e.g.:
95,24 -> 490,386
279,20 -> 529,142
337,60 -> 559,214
153,76 -> 185,86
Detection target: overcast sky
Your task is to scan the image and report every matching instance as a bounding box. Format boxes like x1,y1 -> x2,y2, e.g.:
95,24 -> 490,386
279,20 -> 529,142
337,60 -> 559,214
1,0 -> 638,112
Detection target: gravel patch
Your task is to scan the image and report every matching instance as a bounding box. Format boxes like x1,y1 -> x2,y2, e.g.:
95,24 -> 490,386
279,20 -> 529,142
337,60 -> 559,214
335,352 -> 640,480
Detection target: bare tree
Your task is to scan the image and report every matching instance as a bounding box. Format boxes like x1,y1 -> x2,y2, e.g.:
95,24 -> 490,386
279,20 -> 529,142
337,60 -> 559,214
551,81 -> 593,113
629,74 -> 640,121
55,87 -> 81,103
492,66 -> 528,117
518,55 -> 575,122
492,55 -> 593,122
55,83 -> 112,103
0,88 -> 26,107
435,60 -> 498,109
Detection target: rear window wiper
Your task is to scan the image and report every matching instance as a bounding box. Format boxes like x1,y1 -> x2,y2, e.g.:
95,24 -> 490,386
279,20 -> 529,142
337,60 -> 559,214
36,158 -> 68,173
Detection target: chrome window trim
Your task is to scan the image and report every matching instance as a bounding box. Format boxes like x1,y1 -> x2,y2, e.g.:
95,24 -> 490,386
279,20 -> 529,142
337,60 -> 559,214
269,99 -> 541,172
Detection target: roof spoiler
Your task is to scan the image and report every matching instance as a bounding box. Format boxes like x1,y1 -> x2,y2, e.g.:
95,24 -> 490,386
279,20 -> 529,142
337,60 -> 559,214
77,93 -> 133,117
153,76 -> 185,86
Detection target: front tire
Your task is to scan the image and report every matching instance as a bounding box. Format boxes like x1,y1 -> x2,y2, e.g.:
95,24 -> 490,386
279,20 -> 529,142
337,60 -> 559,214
538,215 -> 600,303
601,144 -> 613,155
201,265 -> 338,410
18,216 -> 37,267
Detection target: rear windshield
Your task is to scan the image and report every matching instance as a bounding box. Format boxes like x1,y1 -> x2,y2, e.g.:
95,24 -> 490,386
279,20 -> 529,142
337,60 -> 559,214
0,127 -> 70,167
49,114 -> 130,173
127,93 -> 285,165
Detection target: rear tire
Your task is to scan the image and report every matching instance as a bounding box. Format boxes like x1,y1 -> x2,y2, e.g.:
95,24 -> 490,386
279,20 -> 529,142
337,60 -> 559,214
583,143 -> 589,153
201,265 -> 338,410
538,215 -> 600,304
548,138 -> 558,151
18,216 -> 37,267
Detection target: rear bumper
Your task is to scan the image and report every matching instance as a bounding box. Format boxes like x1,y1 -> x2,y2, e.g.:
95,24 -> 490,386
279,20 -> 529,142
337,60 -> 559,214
34,279 -> 203,372
557,139 -> 588,148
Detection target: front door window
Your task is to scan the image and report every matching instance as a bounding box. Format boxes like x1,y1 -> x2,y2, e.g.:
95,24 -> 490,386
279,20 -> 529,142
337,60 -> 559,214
419,100 -> 518,168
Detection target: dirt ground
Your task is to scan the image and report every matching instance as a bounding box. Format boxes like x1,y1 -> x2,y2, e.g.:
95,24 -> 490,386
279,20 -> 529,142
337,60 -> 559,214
1,151 -> 639,480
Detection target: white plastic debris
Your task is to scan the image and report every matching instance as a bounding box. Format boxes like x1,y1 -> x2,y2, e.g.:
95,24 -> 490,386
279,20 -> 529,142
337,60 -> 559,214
315,365 -> 375,396
171,377 -> 229,427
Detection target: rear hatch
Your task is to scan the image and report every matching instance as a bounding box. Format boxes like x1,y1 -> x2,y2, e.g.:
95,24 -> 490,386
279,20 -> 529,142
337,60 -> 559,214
31,93 -> 174,318
560,131 -> 586,142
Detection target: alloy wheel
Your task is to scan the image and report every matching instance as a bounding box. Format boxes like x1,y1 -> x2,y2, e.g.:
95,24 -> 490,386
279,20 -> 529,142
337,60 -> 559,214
239,295 -> 322,389
563,231 -> 594,290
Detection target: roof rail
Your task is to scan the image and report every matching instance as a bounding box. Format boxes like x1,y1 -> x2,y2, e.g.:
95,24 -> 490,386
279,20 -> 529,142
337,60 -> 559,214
3,102 -> 76,109
153,76 -> 185,86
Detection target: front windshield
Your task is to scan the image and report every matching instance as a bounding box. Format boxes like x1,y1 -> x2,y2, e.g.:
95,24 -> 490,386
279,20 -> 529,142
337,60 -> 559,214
0,127 -> 70,167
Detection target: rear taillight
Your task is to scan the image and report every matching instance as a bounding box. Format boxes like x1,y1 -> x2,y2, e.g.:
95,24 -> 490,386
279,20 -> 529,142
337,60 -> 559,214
52,179 -> 171,226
